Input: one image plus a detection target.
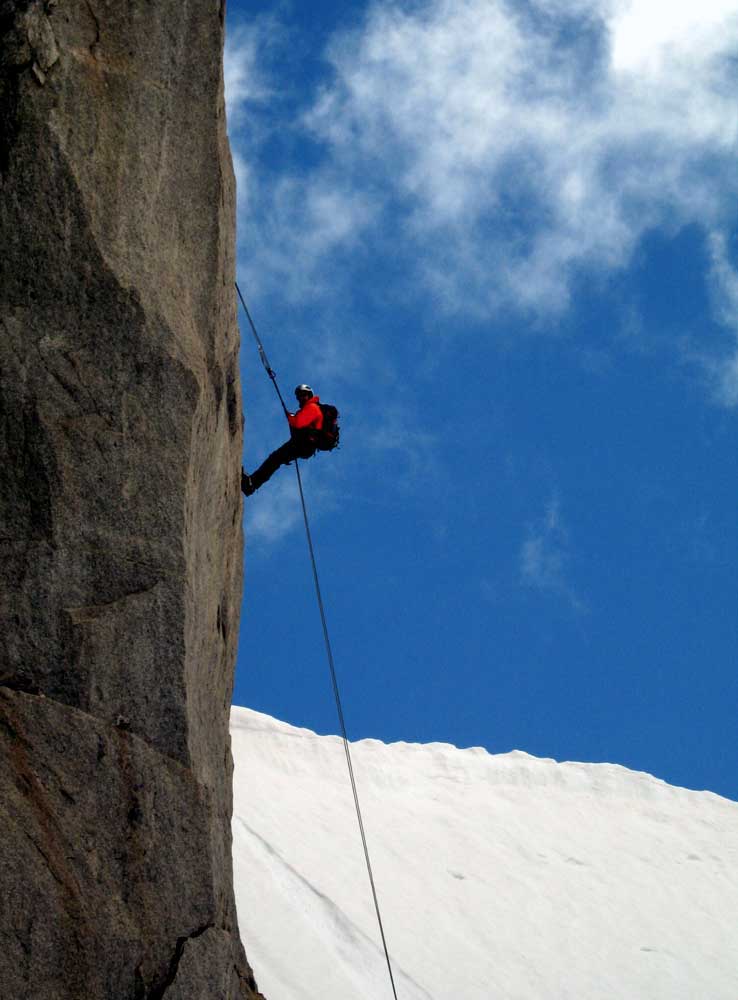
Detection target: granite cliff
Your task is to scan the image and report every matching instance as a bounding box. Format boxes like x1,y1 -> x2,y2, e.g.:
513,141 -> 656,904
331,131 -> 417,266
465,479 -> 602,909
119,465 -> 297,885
0,2 -> 261,996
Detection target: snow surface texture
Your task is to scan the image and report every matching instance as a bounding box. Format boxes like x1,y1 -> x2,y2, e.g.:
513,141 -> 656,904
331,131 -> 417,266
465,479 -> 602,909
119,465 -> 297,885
231,707 -> 738,1000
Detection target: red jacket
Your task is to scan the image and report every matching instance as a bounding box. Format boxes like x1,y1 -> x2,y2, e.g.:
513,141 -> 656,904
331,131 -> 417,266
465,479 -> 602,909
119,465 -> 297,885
288,395 -> 323,432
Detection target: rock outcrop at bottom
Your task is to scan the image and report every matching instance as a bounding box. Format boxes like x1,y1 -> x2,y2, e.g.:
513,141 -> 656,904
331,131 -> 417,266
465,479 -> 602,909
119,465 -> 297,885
1,690 -> 263,999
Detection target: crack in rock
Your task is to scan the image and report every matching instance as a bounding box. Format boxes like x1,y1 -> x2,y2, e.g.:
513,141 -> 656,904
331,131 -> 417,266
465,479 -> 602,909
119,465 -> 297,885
146,924 -> 214,1000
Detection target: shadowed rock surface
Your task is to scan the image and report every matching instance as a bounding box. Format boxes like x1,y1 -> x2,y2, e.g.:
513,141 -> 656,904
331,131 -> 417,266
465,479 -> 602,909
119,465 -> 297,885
0,2 -> 262,996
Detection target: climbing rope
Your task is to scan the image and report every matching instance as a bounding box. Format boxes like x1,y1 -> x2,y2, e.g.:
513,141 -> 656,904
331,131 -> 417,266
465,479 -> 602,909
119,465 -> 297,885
235,282 -> 290,417
235,283 -> 400,1000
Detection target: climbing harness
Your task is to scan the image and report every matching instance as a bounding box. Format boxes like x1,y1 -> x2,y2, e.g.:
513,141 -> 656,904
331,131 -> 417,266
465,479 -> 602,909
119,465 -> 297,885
235,283 -> 399,1000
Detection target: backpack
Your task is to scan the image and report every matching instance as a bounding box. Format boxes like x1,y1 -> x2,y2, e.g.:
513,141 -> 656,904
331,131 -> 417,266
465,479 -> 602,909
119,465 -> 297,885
316,402 -> 340,451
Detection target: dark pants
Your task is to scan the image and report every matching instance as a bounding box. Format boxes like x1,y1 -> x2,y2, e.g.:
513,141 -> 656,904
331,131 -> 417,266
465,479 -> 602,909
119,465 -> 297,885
249,436 -> 316,491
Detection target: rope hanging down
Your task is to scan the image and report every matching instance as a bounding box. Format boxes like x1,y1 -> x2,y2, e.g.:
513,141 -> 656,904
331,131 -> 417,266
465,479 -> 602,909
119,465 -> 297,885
235,282 -> 290,417
235,283 -> 400,1000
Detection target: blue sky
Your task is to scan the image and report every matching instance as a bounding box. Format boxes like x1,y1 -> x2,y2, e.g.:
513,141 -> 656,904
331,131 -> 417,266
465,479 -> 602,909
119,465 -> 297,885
225,0 -> 738,801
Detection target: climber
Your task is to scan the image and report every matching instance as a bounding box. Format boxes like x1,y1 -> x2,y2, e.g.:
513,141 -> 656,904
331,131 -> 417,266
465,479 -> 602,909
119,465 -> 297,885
242,384 -> 328,496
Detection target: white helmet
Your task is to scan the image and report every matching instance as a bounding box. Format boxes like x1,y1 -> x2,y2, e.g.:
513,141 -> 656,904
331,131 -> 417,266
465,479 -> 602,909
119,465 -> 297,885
294,384 -> 313,397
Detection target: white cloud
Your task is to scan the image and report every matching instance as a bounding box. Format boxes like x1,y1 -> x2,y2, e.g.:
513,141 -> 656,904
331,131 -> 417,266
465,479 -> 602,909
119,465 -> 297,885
224,25 -> 269,125
705,232 -> 738,407
240,175 -> 374,303
244,457 -> 342,547
245,475 -> 304,545
520,495 -> 586,613
610,0 -> 738,77
224,18 -> 284,218
227,1 -> 738,419
231,0 -> 738,321
231,150 -> 253,213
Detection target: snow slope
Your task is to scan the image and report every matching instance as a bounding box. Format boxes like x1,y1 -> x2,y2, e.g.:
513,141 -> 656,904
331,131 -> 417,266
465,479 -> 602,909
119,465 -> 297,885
231,707 -> 738,1000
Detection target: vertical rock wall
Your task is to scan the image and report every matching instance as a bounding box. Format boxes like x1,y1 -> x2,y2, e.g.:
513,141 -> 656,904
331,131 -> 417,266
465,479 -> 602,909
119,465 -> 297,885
0,2 -> 261,996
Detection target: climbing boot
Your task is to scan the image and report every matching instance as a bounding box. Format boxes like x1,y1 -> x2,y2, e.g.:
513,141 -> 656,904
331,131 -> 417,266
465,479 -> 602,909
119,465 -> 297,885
241,470 -> 255,496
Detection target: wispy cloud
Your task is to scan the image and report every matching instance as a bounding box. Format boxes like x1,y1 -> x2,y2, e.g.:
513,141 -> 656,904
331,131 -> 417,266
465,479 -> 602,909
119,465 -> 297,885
224,22 -> 272,124
244,475 -> 304,545
520,495 -> 586,613
243,456 -> 343,547
355,402 -> 439,485
705,232 -> 738,407
224,16 -> 285,217
226,1 -> 738,355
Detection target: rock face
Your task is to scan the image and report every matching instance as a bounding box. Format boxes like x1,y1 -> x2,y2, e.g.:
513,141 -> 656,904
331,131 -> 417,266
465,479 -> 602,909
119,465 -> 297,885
0,2 -> 261,997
